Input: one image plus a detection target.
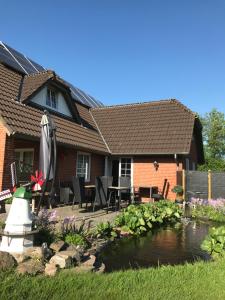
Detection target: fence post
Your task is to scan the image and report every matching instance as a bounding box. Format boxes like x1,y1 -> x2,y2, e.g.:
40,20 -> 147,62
208,170 -> 212,200
182,169 -> 186,200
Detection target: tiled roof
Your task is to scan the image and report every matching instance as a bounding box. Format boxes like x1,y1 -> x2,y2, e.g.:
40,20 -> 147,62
0,63 -> 108,154
91,100 -> 198,155
20,70 -> 54,102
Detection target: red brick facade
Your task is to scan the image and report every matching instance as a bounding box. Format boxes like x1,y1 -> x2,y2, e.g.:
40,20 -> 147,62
0,135 -> 105,191
133,156 -> 183,200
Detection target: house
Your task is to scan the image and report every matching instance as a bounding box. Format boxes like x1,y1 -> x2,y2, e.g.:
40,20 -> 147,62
0,43 -> 204,200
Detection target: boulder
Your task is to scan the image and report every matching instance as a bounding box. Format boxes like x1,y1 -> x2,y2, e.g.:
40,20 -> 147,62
45,263 -> 59,277
49,253 -> 73,269
0,251 -> 17,270
12,253 -> 30,264
24,247 -> 43,260
95,263 -> 106,274
59,249 -> 82,263
50,240 -> 66,252
17,259 -> 44,275
73,265 -> 94,273
82,255 -> 96,267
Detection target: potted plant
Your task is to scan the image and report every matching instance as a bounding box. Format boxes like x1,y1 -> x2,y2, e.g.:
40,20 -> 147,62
172,185 -> 183,204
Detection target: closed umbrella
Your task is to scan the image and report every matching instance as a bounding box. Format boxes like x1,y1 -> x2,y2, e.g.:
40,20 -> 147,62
37,111 -> 57,213
39,114 -> 53,180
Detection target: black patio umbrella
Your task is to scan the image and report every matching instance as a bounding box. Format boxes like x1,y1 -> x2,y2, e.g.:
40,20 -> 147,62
37,110 -> 57,213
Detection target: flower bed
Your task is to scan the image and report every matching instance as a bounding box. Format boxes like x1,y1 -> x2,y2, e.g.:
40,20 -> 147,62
190,198 -> 225,222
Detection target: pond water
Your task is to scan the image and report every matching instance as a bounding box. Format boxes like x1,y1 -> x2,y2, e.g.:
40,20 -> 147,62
99,220 -> 213,272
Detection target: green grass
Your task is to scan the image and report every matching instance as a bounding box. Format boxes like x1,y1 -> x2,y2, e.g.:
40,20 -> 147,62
2,259 -> 225,300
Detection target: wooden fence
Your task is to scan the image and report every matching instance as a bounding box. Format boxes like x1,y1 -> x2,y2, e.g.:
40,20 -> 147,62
177,170 -> 225,201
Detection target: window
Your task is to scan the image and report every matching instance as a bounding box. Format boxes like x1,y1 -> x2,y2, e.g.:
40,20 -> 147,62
120,158 -> 131,177
46,88 -> 58,109
76,153 -> 91,182
15,149 -> 34,182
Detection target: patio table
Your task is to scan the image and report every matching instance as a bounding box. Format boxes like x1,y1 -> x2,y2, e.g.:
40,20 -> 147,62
108,186 -> 131,210
84,185 -> 96,189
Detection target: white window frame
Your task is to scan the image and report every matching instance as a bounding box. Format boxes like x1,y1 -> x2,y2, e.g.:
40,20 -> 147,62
119,157 -> 133,187
46,88 -> 58,110
15,148 -> 34,172
76,152 -> 91,182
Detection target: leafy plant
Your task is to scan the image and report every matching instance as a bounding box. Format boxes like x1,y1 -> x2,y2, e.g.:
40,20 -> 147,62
65,233 -> 88,248
201,226 -> 225,259
114,201 -> 182,235
171,185 -> 183,194
95,221 -> 118,240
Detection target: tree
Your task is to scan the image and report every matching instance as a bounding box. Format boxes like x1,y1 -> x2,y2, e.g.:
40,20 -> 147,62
201,109 -> 225,159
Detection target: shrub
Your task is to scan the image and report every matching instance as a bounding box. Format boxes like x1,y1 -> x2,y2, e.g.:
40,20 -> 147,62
171,185 -> 183,194
201,226 -> 225,259
95,222 -> 118,240
114,201 -> 182,235
64,233 -> 88,248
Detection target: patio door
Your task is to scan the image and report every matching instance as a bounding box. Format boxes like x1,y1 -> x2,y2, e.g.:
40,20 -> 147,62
112,160 -> 119,186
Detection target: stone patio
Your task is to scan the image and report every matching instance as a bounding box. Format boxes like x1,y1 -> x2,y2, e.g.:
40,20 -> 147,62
0,204 -> 120,228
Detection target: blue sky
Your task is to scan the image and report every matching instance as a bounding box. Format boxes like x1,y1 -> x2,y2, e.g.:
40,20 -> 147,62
1,0 -> 225,115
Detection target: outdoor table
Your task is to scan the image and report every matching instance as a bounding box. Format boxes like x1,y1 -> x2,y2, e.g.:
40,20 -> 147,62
84,185 -> 96,189
108,186 -> 130,210
138,186 -> 158,202
31,191 -> 50,212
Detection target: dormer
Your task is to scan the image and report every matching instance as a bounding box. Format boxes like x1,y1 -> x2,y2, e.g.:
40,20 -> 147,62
19,70 -> 81,123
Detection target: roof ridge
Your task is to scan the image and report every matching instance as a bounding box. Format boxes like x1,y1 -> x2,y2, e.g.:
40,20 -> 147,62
91,98 -> 194,112
24,69 -> 55,78
170,99 -> 196,117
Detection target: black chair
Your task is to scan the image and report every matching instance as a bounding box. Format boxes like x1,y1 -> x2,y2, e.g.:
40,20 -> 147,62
119,176 -> 131,205
152,179 -> 168,201
72,176 -> 85,209
93,176 -> 113,212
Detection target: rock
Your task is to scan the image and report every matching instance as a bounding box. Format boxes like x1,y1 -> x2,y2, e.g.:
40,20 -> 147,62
50,240 -> 66,252
17,259 -> 44,275
45,263 -> 59,277
12,253 -> 30,264
59,249 -> 82,263
82,255 -> 96,267
0,251 -> 17,270
49,253 -> 73,269
42,243 -> 53,260
24,247 -> 43,260
95,263 -> 105,274
73,265 -> 94,273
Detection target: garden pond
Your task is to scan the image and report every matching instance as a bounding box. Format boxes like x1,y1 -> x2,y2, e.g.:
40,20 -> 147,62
99,219 -> 215,272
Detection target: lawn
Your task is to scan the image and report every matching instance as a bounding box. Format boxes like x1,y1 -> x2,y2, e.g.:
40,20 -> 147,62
1,259 -> 225,300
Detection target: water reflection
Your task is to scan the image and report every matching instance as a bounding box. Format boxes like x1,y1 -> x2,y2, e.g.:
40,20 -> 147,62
100,221 -> 212,272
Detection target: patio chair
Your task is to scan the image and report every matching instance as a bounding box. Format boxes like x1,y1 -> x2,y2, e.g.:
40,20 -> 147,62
119,176 -> 132,205
93,176 -> 113,212
71,176 -> 85,209
152,179 -> 168,201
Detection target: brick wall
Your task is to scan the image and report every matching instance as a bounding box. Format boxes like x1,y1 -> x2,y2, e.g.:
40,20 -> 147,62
0,123 -> 7,191
133,156 -> 183,200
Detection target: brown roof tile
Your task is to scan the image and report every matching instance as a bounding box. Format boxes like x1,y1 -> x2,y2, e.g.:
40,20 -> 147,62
0,64 -> 108,154
91,100 -> 197,155
20,70 -> 55,102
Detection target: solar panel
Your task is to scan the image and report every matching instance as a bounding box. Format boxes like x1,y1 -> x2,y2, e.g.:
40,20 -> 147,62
0,41 -> 104,108
0,42 -> 26,73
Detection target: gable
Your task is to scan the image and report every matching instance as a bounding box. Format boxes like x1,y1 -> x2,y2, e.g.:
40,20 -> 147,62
30,86 -> 72,117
